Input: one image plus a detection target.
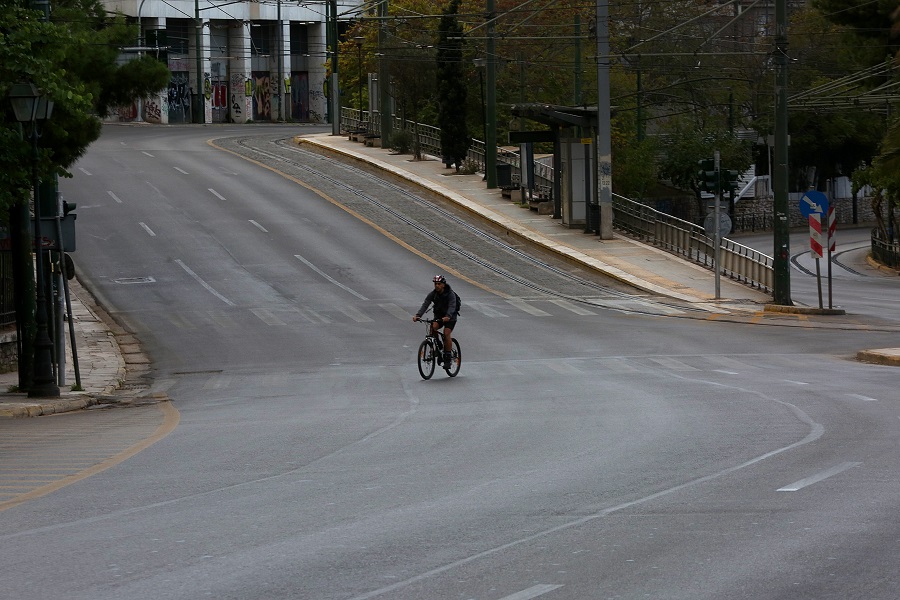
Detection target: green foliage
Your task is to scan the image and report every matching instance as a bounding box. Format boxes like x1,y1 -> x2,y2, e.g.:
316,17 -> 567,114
437,0 -> 469,168
390,128 -> 412,154
1,0 -> 170,213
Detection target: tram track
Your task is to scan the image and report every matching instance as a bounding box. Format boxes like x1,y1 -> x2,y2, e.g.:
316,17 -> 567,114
217,134 -> 715,317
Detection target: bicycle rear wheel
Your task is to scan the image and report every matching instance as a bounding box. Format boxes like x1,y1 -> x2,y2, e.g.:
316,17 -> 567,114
445,338 -> 461,377
417,339 -> 436,380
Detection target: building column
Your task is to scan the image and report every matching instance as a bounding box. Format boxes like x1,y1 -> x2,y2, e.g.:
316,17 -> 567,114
230,23 -> 252,123
307,23 -> 327,123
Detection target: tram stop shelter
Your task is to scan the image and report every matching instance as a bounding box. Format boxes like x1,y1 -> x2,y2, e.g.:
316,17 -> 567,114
509,104 -> 601,232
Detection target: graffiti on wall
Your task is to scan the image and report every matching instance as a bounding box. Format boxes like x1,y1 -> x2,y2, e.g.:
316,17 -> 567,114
168,72 -> 191,124
252,72 -> 271,121
291,71 -> 310,122
145,98 -> 163,123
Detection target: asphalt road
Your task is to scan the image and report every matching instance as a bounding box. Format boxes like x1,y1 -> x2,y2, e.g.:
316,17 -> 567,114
1,125 -> 898,600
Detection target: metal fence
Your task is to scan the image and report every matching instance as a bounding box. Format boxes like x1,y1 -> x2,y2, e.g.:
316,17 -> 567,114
344,108 -> 775,292
612,194 -> 774,292
0,253 -> 16,327
871,228 -> 900,268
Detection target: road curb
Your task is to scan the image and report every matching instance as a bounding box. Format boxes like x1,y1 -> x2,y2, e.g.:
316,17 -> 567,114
763,304 -> 846,316
857,348 -> 900,367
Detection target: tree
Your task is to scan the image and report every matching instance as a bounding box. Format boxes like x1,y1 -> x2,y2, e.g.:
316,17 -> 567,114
656,121 -> 752,218
1,0 -> 170,390
436,0 -> 469,170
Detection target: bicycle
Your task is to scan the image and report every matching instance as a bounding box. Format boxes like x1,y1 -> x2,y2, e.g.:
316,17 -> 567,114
416,316 -> 461,380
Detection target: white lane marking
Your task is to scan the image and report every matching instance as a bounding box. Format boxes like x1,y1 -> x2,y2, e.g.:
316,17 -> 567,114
497,584 -> 564,600
507,298 -> 551,316
468,301 -> 509,318
174,259 -> 235,306
79,167 -> 92,176
142,151 -> 154,158
138,222 -> 156,237
379,303 -> 410,320
107,191 -> 123,204
784,380 -> 810,385
848,394 -> 878,402
209,188 -> 227,201
777,462 -> 862,492
712,369 -> 739,375
294,254 -> 368,300
249,220 -> 268,233
549,298 -> 597,315
174,166 -> 189,175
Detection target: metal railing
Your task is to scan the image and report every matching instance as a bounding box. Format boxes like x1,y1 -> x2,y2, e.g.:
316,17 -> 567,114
0,253 -> 17,327
871,228 -> 900,268
613,194 -> 774,292
343,108 -> 774,292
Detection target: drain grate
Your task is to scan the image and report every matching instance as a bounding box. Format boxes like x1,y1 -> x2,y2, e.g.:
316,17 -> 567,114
114,276 -> 156,285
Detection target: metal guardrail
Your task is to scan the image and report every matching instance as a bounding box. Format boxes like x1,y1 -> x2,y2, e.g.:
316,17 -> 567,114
871,228 -> 900,268
343,108 -> 774,292
612,194 -> 774,292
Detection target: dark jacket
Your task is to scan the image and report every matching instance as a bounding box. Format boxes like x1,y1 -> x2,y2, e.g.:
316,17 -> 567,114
416,284 -> 458,320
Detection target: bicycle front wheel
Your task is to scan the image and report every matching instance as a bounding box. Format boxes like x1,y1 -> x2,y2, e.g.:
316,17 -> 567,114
417,339 -> 436,380
445,338 -> 461,377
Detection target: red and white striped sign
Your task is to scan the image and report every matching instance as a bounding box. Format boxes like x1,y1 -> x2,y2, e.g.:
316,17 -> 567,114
809,206 -> 837,258
809,213 -> 824,258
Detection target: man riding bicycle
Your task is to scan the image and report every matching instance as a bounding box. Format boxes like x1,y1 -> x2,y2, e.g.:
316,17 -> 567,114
413,275 -> 458,366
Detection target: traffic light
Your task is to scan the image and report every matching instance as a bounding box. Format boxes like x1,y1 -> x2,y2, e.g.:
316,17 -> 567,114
722,170 -> 740,194
697,159 -> 717,193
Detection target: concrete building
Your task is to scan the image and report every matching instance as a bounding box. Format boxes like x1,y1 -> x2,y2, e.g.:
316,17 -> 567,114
104,0 -> 360,124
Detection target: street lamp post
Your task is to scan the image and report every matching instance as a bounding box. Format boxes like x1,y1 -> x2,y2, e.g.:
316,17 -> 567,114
9,82 -> 60,398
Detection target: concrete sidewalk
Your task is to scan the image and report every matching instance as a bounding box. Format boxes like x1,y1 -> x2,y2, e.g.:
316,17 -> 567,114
0,278 -> 154,418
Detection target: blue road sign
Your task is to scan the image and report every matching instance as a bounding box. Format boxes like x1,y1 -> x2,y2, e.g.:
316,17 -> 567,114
800,190 -> 828,218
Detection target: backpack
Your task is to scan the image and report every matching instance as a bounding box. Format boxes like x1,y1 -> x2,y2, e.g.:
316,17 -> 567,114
454,292 -> 462,316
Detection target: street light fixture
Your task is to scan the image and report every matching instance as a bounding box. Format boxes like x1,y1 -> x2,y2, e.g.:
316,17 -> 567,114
8,82 -> 60,398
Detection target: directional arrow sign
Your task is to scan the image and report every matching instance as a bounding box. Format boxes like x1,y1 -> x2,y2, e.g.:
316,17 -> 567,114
799,190 -> 828,218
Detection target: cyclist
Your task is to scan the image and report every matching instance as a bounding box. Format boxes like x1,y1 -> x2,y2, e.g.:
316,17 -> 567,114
413,275 -> 458,366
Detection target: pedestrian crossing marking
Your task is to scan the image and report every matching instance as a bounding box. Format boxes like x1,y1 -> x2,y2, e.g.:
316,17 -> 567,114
468,301 -> 510,318
506,298 -> 552,316
297,308 -> 331,324
379,302 -> 411,319
647,357 -> 700,371
546,361 -> 582,374
337,305 -> 373,322
251,308 -> 286,326
549,298 -> 597,315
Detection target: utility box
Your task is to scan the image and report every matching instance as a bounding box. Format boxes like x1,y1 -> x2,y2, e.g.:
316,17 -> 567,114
560,138 -> 594,228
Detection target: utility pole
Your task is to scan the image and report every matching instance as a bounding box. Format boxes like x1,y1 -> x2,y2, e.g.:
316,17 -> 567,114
329,0 -> 340,135
194,0 -> 205,124
595,0 -> 613,239
378,0 -> 391,144
772,0 -> 792,304
277,0 -> 283,121
485,0 -> 497,188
